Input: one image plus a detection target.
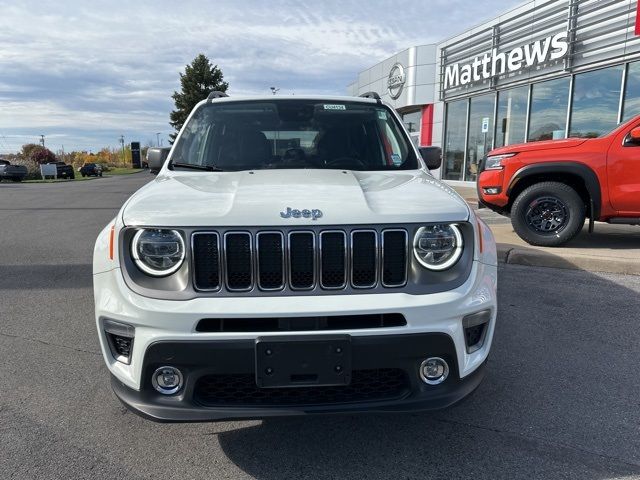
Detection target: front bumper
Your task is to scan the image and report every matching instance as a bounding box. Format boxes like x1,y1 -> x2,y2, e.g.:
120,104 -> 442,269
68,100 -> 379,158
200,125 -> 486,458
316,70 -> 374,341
95,260 -> 497,420
111,334 -> 487,422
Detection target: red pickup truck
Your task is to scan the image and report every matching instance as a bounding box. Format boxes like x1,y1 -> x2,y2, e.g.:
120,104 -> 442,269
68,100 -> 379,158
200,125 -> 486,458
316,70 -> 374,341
477,115 -> 640,246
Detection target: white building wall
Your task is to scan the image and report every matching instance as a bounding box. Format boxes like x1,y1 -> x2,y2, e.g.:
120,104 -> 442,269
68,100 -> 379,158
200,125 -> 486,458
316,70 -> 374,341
348,45 -> 438,110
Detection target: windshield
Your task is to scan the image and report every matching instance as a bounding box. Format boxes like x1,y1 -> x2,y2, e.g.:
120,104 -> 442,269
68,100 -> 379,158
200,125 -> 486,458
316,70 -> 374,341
170,100 -> 419,172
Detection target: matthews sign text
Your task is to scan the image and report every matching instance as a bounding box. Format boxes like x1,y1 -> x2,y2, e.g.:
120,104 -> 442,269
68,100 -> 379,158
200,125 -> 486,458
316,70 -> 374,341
444,32 -> 569,90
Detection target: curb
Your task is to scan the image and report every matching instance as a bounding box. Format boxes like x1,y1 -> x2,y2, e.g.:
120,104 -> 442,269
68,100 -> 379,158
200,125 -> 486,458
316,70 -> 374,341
497,244 -> 640,276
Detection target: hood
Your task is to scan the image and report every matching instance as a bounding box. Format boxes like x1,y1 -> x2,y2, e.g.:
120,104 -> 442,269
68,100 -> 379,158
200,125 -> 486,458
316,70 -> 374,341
489,138 -> 589,155
121,169 -> 470,227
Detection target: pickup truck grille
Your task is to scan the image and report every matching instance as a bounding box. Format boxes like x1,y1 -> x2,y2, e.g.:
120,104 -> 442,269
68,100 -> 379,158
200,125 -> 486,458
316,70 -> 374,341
192,228 -> 408,293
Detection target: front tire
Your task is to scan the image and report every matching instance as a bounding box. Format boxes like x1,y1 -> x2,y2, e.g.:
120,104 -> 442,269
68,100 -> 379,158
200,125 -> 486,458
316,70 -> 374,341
511,182 -> 585,247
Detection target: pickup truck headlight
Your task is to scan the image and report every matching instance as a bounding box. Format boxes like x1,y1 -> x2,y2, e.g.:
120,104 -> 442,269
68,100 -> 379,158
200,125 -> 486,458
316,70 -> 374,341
131,229 -> 185,276
484,153 -> 515,170
413,224 -> 463,271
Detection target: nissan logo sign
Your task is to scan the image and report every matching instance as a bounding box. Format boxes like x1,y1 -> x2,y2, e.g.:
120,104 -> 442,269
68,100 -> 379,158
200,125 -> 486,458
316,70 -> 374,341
387,63 -> 406,99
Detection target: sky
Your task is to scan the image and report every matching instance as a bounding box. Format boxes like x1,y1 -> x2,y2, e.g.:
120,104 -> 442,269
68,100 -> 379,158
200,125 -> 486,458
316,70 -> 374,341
0,0 -> 524,154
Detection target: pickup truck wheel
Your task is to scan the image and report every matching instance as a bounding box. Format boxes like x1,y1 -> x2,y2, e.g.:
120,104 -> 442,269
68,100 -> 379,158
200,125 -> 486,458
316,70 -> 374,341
511,182 -> 585,247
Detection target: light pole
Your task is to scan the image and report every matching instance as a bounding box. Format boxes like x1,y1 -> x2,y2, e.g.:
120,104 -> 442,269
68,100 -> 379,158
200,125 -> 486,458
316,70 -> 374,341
119,135 -> 125,165
156,132 -> 161,147
270,86 -> 280,95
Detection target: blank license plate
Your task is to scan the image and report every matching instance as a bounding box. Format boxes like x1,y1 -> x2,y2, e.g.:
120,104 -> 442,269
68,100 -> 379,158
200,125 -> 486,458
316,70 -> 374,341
255,336 -> 352,388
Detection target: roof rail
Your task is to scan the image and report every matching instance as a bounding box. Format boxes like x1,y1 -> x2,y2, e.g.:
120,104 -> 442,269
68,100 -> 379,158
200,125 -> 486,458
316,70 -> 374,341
207,91 -> 229,100
359,91 -> 381,100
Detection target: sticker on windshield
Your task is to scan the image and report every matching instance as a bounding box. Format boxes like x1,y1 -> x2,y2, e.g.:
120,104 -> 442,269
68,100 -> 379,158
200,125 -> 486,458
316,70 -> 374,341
323,104 -> 346,110
390,153 -> 402,165
377,110 -> 387,120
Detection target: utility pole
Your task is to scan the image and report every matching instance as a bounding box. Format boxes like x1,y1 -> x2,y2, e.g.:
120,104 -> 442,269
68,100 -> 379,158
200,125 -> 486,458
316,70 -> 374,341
156,132 -> 161,147
119,135 -> 125,165
40,135 -> 45,147
61,145 -> 65,162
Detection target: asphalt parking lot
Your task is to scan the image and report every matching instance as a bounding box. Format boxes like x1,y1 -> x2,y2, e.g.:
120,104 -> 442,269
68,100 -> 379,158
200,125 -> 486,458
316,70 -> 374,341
1,173 -> 639,480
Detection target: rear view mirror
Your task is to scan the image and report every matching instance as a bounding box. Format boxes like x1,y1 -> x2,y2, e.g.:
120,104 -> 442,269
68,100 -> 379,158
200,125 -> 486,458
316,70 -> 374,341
630,126 -> 640,142
419,146 -> 442,171
147,147 -> 171,174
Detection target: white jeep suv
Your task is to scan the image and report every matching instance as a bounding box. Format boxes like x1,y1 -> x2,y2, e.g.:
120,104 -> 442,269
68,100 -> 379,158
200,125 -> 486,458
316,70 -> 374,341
93,92 -> 497,421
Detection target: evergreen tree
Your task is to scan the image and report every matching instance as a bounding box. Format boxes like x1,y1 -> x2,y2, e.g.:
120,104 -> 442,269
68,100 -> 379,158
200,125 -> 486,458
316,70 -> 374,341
169,54 -> 229,141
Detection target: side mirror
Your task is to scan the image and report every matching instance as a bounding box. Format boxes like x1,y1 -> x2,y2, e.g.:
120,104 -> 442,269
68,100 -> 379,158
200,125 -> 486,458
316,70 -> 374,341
147,147 -> 171,174
419,146 -> 442,171
630,127 -> 640,142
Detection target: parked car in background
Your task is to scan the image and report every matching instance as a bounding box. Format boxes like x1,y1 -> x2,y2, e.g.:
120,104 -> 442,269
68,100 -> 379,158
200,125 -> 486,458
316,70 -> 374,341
47,161 -> 75,179
0,159 -> 28,182
79,163 -> 103,177
478,114 -> 640,246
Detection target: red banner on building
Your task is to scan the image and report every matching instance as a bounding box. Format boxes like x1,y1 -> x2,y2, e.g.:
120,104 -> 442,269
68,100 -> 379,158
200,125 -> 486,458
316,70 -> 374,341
636,1 -> 640,35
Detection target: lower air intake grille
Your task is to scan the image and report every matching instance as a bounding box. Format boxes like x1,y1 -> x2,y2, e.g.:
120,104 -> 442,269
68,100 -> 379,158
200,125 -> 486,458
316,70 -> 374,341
195,313 -> 407,332
464,323 -> 487,353
193,369 -> 409,406
110,334 -> 132,357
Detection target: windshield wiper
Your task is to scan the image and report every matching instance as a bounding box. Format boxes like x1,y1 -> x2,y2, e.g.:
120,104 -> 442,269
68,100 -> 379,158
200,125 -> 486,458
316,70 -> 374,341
171,162 -> 224,172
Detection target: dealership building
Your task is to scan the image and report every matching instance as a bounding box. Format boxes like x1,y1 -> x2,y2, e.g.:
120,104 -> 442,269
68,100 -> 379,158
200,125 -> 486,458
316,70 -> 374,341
347,0 -> 640,185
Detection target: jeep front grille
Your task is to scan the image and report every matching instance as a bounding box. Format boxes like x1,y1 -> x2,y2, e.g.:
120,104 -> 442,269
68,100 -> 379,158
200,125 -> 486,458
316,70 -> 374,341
289,231 -> 315,290
224,232 -> 252,291
191,228 -> 408,293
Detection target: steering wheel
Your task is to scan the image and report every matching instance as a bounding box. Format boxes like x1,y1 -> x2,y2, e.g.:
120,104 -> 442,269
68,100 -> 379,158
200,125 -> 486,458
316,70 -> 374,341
324,156 -> 367,169
283,148 -> 305,162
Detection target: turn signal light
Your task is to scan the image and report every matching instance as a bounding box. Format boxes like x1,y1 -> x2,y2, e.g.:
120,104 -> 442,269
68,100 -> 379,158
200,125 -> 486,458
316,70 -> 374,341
109,225 -> 115,260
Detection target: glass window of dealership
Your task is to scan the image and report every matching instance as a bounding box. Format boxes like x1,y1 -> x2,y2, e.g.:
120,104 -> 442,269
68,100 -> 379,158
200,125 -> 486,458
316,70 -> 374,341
443,61 -> 640,182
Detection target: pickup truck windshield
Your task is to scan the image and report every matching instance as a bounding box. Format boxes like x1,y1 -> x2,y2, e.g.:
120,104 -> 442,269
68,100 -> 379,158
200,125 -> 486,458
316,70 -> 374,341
170,100 -> 419,171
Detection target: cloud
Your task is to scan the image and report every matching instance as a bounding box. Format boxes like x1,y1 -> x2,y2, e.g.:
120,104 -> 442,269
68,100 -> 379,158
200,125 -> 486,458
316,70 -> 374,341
0,0 -> 523,153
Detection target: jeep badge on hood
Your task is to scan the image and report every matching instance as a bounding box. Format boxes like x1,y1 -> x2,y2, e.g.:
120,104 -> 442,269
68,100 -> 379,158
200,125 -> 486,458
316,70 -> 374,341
280,207 -> 323,220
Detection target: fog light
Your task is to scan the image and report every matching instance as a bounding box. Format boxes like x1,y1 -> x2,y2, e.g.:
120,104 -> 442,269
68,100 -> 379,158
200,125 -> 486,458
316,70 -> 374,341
152,366 -> 183,395
419,357 -> 449,385
483,187 -> 501,195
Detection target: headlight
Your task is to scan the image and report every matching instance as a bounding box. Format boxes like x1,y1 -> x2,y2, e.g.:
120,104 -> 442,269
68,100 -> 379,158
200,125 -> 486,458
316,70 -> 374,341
484,153 -> 515,170
413,224 -> 463,271
131,229 -> 185,276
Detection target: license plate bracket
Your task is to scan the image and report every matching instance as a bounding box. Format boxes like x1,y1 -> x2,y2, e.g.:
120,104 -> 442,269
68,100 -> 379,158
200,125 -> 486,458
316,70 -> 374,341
255,335 -> 352,388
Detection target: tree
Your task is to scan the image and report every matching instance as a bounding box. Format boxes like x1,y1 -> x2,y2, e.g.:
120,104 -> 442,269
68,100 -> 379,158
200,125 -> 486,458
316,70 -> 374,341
169,54 -> 228,141
20,144 -> 56,164
32,148 -> 57,164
